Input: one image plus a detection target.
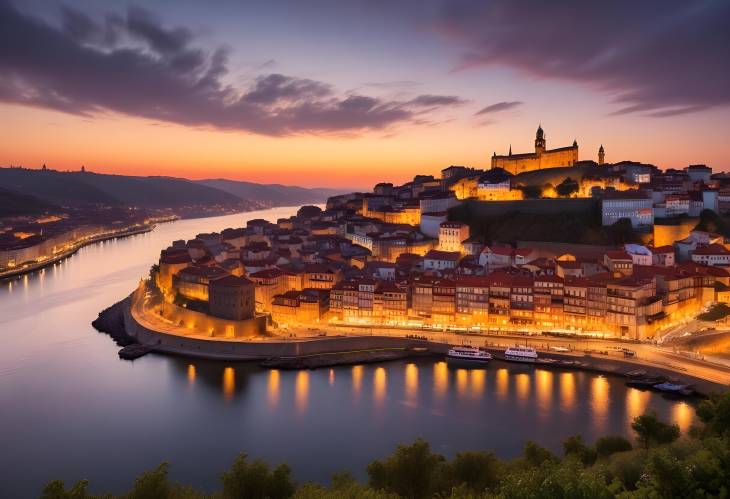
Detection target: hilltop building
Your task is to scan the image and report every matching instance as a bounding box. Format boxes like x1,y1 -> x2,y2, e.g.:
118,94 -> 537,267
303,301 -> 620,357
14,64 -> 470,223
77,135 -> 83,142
491,125 -> 579,174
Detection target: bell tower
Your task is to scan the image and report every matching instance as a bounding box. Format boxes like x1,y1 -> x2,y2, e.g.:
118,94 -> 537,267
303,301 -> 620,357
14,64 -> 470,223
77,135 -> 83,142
598,145 -> 605,165
535,125 -> 546,154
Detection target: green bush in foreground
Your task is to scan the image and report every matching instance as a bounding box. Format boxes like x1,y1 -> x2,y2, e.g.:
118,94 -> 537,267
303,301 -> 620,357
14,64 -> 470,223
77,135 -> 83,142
42,392 -> 730,498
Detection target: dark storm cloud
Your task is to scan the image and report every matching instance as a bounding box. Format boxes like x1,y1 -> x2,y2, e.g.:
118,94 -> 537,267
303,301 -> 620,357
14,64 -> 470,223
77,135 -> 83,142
474,101 -> 523,116
0,2 -> 464,136
435,0 -> 730,116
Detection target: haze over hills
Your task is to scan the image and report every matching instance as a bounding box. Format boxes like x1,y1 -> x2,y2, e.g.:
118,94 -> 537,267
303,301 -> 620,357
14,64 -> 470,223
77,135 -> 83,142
0,167 -> 347,217
197,178 -> 347,207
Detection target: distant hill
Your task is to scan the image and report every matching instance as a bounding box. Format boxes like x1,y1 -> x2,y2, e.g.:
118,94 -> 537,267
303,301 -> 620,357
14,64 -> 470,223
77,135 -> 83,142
197,178 -> 348,207
0,167 -> 345,216
0,187 -> 59,217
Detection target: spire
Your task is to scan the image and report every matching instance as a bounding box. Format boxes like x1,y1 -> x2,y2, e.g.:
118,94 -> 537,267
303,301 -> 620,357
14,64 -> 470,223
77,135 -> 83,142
573,139 -> 578,147
493,151 -> 496,157
508,144 -> 512,156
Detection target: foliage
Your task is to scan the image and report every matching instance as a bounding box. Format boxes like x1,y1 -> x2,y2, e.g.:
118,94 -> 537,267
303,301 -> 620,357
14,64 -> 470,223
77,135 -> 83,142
696,391 -> 730,437
556,176 -> 579,197
367,439 -> 447,498
595,436 -> 633,458
520,184 -> 542,199
563,435 -> 598,466
220,453 -> 295,499
631,412 -> 680,449
41,392 -> 730,499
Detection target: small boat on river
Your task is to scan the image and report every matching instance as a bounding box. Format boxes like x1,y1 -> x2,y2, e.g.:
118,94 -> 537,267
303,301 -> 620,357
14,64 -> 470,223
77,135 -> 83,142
504,346 -> 538,363
446,346 -> 491,365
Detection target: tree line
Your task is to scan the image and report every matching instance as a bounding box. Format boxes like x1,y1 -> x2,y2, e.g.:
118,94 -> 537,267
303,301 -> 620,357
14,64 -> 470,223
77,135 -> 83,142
42,391 -> 730,498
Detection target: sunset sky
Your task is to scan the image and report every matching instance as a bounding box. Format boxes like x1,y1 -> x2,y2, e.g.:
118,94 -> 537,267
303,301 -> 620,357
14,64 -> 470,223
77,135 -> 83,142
1,0 -> 729,188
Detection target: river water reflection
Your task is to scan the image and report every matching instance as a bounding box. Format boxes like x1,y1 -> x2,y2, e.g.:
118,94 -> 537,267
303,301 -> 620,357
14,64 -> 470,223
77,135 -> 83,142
0,207 -> 694,498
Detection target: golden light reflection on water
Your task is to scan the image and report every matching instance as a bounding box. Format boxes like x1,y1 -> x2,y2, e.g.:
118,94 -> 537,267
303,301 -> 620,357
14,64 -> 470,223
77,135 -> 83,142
470,369 -> 485,398
626,388 -> 650,430
352,365 -> 363,398
405,363 -> 418,402
329,368 -> 335,386
433,362 -> 448,401
374,367 -> 387,407
187,364 -> 196,385
222,366 -> 235,401
495,368 -> 508,400
295,370 -> 309,413
591,376 -> 609,433
536,369 -> 553,414
515,373 -> 530,403
456,369 -> 468,398
560,372 -> 576,412
672,401 -> 693,433
268,369 -> 280,409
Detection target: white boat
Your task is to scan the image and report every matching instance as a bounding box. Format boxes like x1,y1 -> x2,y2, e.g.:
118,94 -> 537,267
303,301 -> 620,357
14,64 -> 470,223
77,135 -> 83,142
504,346 -> 538,363
446,346 -> 492,364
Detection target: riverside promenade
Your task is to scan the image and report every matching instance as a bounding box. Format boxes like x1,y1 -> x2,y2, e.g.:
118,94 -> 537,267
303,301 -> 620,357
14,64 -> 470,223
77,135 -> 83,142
92,283 -> 730,396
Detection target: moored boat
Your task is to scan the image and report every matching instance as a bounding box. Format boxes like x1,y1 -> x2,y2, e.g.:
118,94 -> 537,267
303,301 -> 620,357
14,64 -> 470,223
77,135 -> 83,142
504,346 -> 538,363
654,382 -> 690,393
626,376 -> 664,389
446,346 -> 491,365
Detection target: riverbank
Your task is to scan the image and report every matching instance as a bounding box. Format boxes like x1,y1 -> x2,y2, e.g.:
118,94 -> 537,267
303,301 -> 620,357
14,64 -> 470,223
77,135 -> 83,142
94,295 -> 729,396
0,224 -> 156,280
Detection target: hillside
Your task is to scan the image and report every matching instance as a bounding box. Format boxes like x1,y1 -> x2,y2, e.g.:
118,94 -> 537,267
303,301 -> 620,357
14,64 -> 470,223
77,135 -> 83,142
0,167 -> 343,216
197,178 -> 347,207
511,163 -> 610,188
63,172 -> 246,209
0,187 -> 59,217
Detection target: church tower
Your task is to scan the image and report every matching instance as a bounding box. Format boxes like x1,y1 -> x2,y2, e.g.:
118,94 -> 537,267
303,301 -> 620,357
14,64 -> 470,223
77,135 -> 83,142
534,125 -> 546,154
598,145 -> 605,165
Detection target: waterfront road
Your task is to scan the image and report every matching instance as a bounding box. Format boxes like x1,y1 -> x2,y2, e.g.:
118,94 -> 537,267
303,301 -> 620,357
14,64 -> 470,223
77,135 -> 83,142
276,323 -> 730,386
132,286 -> 730,386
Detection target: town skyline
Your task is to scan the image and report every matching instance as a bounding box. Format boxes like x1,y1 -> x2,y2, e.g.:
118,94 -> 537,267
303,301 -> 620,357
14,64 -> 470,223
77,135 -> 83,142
2,0 -> 729,188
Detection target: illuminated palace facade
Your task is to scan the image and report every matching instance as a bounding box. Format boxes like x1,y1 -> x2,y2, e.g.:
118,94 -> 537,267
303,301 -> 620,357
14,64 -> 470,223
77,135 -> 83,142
491,125 -> 579,174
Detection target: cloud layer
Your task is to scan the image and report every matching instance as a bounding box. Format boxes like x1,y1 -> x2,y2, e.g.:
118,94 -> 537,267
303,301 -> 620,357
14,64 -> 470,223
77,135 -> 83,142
475,101 -> 523,116
436,0 -> 730,116
0,2 -> 465,136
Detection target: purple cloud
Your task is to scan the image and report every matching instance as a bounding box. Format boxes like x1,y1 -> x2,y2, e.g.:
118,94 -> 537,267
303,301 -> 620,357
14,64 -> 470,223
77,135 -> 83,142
0,2 -> 465,136
435,0 -> 730,116
474,101 -> 523,116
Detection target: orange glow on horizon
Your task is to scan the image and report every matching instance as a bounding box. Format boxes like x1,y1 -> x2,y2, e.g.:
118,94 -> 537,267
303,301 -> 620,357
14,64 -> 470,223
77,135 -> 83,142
3,103 -> 728,189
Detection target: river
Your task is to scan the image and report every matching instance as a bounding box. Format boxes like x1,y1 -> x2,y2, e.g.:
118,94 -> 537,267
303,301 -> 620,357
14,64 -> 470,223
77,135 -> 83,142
0,207 -> 695,497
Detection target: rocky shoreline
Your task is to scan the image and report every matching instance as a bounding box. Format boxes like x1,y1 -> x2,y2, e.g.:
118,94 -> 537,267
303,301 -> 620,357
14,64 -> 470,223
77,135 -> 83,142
91,297 -> 136,347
